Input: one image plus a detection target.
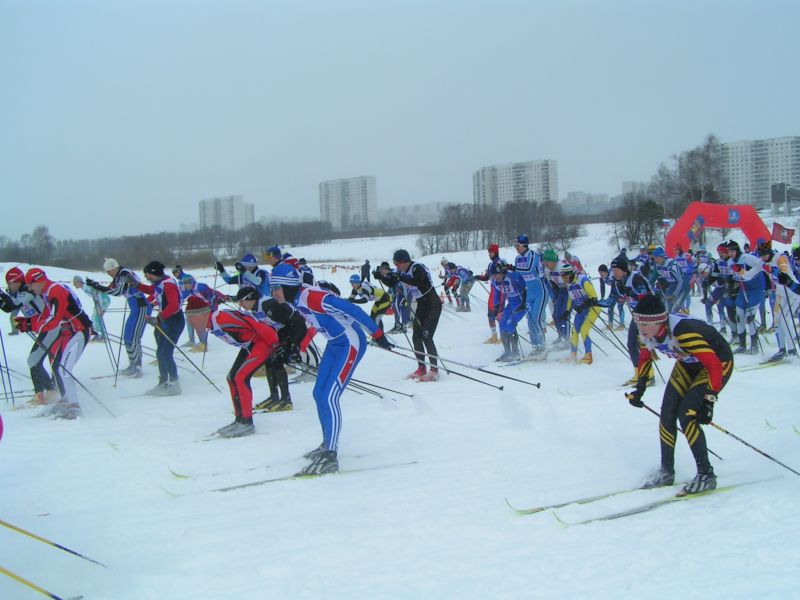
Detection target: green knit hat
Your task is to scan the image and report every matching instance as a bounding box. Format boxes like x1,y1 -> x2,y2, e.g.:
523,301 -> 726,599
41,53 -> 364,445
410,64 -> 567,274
542,249 -> 558,263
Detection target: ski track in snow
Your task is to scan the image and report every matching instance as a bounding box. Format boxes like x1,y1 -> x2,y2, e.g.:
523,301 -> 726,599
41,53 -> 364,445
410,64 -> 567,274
1,224 -> 799,599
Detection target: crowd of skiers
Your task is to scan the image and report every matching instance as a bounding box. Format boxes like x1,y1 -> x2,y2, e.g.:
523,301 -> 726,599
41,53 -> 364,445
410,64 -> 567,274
2,232 -> 798,485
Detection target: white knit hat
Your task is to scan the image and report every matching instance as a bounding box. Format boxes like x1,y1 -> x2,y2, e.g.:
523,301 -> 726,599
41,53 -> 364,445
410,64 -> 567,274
103,257 -> 120,272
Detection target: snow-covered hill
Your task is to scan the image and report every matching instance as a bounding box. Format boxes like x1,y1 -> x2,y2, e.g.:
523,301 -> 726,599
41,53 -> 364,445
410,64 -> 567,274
1,226 -> 798,599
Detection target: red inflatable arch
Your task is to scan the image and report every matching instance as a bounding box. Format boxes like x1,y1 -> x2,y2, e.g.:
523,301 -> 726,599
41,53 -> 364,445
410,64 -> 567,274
664,202 -> 771,257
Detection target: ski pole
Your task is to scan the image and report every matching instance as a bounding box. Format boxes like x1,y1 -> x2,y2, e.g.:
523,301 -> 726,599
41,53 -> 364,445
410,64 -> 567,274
388,345 -> 542,389
0,329 -> 13,406
709,420 -> 800,477
386,347 -> 505,390
203,260 -> 220,371
291,362 -> 380,398
104,331 -> 193,373
27,333 -> 117,418
642,402 -> 724,461
0,518 -> 110,568
0,564 -> 74,600
150,321 -> 223,394
113,299 -> 128,388
91,291 -> 118,373
347,375 -> 415,398
779,284 -> 800,354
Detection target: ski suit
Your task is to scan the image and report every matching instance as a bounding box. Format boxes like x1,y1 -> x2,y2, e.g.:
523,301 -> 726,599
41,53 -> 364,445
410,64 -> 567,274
514,248 -> 547,349
565,274 -> 601,354
0,286 -> 55,393
138,276 -> 185,384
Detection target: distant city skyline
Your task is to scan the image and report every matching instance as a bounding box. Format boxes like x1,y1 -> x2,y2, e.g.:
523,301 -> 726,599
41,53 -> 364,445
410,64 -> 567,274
2,1 -> 799,239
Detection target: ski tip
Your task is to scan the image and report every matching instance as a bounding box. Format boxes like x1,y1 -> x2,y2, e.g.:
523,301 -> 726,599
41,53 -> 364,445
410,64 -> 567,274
168,468 -> 190,479
552,511 -> 570,528
159,484 -> 181,498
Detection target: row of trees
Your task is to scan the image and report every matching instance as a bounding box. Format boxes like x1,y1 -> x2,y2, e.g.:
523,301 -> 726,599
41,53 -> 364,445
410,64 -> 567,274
0,219 -> 334,270
416,201 -> 584,255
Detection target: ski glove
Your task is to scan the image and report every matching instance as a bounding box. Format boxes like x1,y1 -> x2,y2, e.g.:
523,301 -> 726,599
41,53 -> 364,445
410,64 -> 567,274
14,316 -> 32,333
372,332 -> 394,350
145,316 -> 159,327
268,345 -> 291,367
85,277 -> 100,290
625,388 -> 644,408
777,271 -> 791,286
698,393 -> 717,424
215,261 -> 225,273
234,262 -> 245,273
560,311 -> 571,321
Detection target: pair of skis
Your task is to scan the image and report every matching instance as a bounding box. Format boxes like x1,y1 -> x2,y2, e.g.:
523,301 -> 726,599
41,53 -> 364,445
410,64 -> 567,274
506,476 -> 781,526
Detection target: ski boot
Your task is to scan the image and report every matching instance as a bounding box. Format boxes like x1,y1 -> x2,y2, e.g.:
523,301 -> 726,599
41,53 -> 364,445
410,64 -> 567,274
745,335 -> 760,355
560,352 -> 578,364
641,466 -> 675,489
767,349 -> 786,363
483,331 -> 499,345
297,450 -> 339,476
529,345 -> 548,362
579,352 -> 593,365
614,323 -> 626,331
419,367 -> 439,382
145,382 -> 167,396
159,381 -> 181,396
219,418 -> 255,438
190,342 -> 207,353
733,333 -> 748,355
406,366 -> 427,380
680,469 -> 717,495
216,418 -> 242,435
269,398 -> 293,412
496,333 -> 511,362
507,333 -> 521,361
304,443 -> 326,460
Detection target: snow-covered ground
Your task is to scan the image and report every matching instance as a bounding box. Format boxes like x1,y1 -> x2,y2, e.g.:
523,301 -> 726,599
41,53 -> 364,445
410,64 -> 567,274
1,225 -> 798,600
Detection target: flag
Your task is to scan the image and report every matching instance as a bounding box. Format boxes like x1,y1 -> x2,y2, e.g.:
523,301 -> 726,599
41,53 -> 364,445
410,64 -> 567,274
771,222 -> 795,244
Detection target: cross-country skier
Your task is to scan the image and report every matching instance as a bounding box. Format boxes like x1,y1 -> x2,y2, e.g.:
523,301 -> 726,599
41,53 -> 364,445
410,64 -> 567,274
134,261 -> 185,396
490,260 -> 526,362
0,267 -> 55,404
560,263 -> 601,364
73,275 -> 110,342
598,264 -> 625,331
347,274 -> 393,331
271,262 -> 393,475
652,247 -> 684,313
298,258 -> 315,286
172,266 -> 196,346
215,253 -> 271,297
180,274 -> 227,352
727,240 -> 765,355
759,242 -> 800,361
19,268 -> 92,419
542,249 -> 570,349
451,263 -> 475,312
473,243 -> 504,344
237,286 -> 308,413
376,249 -> 442,381
360,259 -> 371,283
86,258 -> 151,378
376,261 -> 410,334
625,294 -> 733,495
209,306 -> 280,438
513,234 -> 548,359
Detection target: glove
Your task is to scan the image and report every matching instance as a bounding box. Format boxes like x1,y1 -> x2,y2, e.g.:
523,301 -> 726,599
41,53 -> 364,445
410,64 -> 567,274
699,393 -> 717,424
268,345 -> 290,367
625,388 -> 644,408
731,264 -> 743,273
777,271 -> 791,285
85,277 -> 100,290
215,261 -> 225,273
287,344 -> 303,364
372,331 -> 394,350
14,316 -> 32,333
234,262 -> 245,273
513,303 -> 526,314
699,298 -> 708,305
372,269 -> 381,278
145,316 -> 159,327
560,311 -> 571,321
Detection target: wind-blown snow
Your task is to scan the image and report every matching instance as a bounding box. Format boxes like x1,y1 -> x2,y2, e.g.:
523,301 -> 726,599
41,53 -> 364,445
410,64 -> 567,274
1,224 -> 798,599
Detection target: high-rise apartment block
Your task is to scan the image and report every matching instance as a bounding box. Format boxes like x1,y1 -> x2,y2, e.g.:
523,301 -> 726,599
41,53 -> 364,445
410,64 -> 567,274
721,136 -> 800,207
473,160 -> 558,208
319,176 -> 377,230
198,195 -> 254,230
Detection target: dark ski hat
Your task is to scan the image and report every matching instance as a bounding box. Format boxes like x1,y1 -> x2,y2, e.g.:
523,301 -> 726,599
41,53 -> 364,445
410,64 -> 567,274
393,249 -> 411,263
598,264 -> 609,272
610,254 -> 629,272
632,294 -> 668,325
143,261 -> 165,277
236,287 -> 261,302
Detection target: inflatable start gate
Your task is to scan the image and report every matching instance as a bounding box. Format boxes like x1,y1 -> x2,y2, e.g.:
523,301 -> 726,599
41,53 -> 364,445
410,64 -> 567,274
664,202 -> 771,257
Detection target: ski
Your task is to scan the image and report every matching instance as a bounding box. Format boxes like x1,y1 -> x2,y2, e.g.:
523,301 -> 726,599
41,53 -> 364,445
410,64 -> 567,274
168,464 -> 269,479
736,361 -> 783,372
553,476 -> 782,526
505,483 -> 678,515
161,460 -> 418,497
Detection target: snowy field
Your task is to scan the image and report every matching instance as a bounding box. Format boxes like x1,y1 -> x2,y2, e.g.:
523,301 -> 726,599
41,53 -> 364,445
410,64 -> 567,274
1,224 -> 799,599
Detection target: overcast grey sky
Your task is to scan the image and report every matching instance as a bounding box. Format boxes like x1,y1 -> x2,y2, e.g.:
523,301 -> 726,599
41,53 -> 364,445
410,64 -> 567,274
2,0 -> 798,239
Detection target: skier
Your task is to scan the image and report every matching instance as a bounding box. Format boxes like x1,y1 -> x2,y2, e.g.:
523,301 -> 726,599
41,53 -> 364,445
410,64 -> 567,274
18,268 -> 92,419
625,294 -> 733,495
0,267 -> 56,404
441,260 -> 460,308
134,261 -> 185,396
596,254 -> 656,386
560,263 -> 601,364
360,259 -> 371,283
86,258 -> 151,377
237,286 -> 308,412
172,265 -> 196,346
376,261 -> 410,334
513,234 -> 548,359
597,264 -> 625,331
490,260 -> 527,362
728,240 -> 765,355
451,263 -> 475,312
270,263 -> 393,475
209,306 -> 280,437
347,274 -> 393,331
215,253 -> 271,297
73,275 -> 111,342
180,274 -> 227,352
376,249 -> 443,381
542,249 -> 570,349
298,258 -> 315,286
652,247 -> 685,313
759,242 -> 800,361
473,243 -> 504,344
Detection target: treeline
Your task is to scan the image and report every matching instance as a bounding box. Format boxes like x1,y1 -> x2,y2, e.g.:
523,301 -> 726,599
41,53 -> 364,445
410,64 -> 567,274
416,201 -> 585,255
0,219 -> 334,270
